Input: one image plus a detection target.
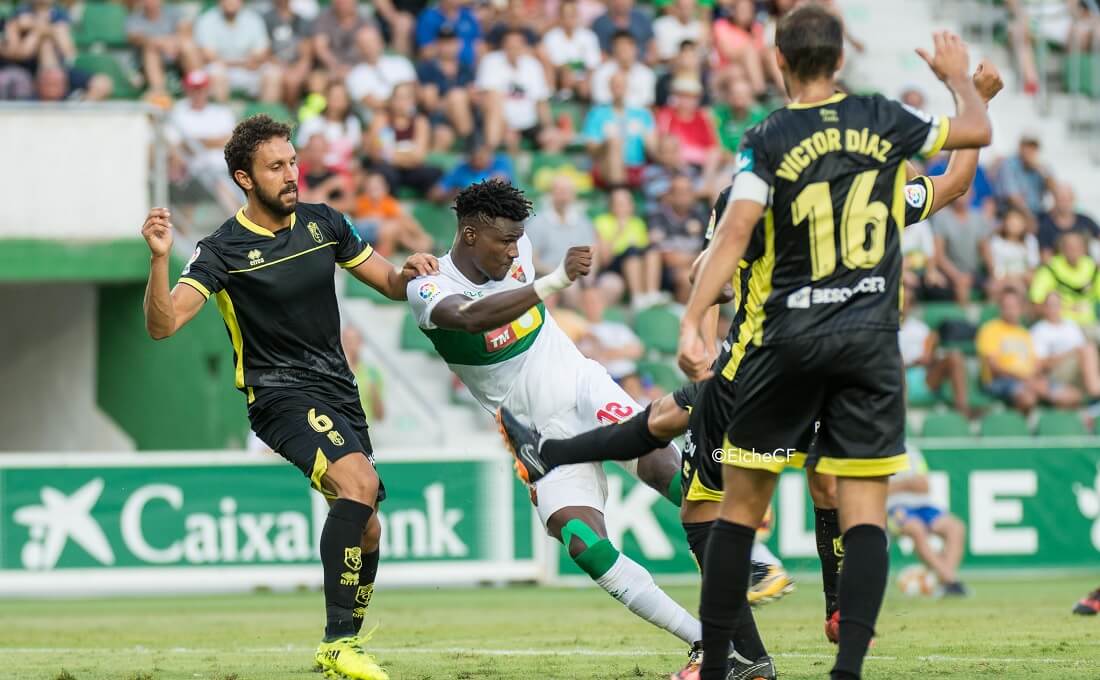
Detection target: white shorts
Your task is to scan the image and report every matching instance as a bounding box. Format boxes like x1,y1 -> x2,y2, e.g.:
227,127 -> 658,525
530,360 -> 643,530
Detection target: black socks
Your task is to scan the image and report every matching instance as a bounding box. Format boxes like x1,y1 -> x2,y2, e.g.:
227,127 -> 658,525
830,524 -> 889,680
541,406 -> 670,468
683,520 -> 713,571
699,520 -> 766,680
352,548 -> 380,634
815,506 -> 843,617
320,499 -> 374,640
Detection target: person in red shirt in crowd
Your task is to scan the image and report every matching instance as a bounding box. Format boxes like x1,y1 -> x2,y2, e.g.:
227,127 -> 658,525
656,77 -> 719,177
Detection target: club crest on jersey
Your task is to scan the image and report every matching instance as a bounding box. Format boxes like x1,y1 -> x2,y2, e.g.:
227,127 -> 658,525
181,246 -> 201,276
307,221 -> 324,243
510,262 -> 527,283
905,183 -> 927,209
247,249 -> 264,266
418,281 -> 441,302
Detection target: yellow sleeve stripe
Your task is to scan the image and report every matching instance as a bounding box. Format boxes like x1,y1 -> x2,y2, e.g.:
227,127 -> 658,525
919,175 -> 935,222
178,277 -> 211,299
339,245 -> 374,269
926,116 -> 950,157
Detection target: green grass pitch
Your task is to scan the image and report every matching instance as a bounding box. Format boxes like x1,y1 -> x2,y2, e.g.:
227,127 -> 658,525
2,575 -> 1097,679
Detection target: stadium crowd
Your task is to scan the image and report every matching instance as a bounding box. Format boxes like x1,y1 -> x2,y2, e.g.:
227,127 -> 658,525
4,0 -> 1100,428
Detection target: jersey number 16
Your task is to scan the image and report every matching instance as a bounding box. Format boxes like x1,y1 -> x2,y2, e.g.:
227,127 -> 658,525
791,168 -> 889,281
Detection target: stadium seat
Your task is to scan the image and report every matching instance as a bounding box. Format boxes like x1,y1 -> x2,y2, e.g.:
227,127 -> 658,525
75,3 -> 129,49
633,306 -> 680,354
906,374 -> 940,408
920,412 -> 971,438
918,302 -> 968,332
425,151 -> 460,172
400,310 -> 436,354
72,51 -> 141,99
1036,410 -> 1088,436
980,411 -> 1030,437
637,359 -> 683,393
409,201 -> 456,254
944,373 -> 995,410
601,306 -> 628,325
242,101 -> 294,125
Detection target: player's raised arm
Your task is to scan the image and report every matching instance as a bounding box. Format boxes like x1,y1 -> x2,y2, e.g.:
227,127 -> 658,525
141,208 -> 206,340
430,246 -> 592,333
347,250 -> 439,301
917,31 -> 993,150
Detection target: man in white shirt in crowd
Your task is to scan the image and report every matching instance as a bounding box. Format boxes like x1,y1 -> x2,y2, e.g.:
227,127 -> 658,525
346,24 -> 416,111
167,70 -> 239,210
898,282 -> 974,416
194,0 -> 281,102
539,0 -> 601,100
1031,291 -> 1100,406
652,0 -> 705,63
477,27 -> 564,153
591,30 -> 656,109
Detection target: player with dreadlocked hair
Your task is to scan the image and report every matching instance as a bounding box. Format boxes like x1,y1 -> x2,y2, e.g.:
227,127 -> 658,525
404,179 -> 704,663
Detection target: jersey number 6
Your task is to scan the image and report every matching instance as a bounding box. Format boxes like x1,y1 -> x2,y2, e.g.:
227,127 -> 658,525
307,408 -> 334,433
791,168 -> 889,281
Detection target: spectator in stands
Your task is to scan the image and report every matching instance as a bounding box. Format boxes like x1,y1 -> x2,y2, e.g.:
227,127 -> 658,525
899,84 -> 926,111
984,205 -> 1039,300
264,0 -> 312,107
648,173 -> 707,302
712,0 -> 766,95
576,311 -> 660,404
6,0 -> 75,73
416,25 -> 475,149
342,325 -> 386,423
168,70 -> 236,209
296,80 -> 362,173
595,187 -> 665,310
996,134 -> 1052,224
195,0 -> 280,103
312,0 -> 372,78
528,172 -> 598,276
352,168 -> 434,256
1039,183 -> 1100,262
641,134 -> 700,213
926,151 -> 996,218
1005,0 -> 1100,95
363,81 -> 442,197
583,70 -> 655,189
929,188 -> 989,305
656,77 -> 720,175
346,24 -> 416,111
429,136 -> 514,202
33,63 -> 112,101
298,132 -> 354,212
654,38 -> 710,107
592,0 -> 654,56
0,20 -> 35,100
416,0 -> 481,68
484,0 -> 539,49
899,281 -> 973,416
1029,230 -> 1100,340
127,0 -> 201,96
539,0 -> 601,101
903,216 -> 952,302
476,27 -> 563,154
713,76 -> 768,157
653,0 -> 706,64
372,0 -> 425,57
977,287 -> 1073,413
591,30 -> 656,108
1032,291 -> 1100,405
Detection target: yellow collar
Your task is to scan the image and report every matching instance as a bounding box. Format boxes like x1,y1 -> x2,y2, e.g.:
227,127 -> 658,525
786,93 -> 847,110
237,207 -> 296,237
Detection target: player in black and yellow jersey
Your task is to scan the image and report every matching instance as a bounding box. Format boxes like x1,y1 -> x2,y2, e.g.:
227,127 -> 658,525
141,115 -> 436,680
678,6 -> 993,680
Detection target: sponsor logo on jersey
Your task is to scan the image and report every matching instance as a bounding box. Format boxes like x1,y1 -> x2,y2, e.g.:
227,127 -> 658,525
418,282 -> 441,302
247,249 -> 265,266
786,277 -> 887,308
307,221 -> 324,243
483,305 -> 543,352
819,108 -> 839,123
736,148 -> 754,174
181,246 -> 201,276
905,182 -> 927,209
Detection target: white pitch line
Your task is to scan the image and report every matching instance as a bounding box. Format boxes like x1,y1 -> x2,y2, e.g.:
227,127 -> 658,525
0,647 -> 1094,666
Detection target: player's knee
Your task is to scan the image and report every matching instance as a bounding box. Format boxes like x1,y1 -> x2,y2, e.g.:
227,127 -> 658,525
327,454 -> 379,505
807,470 -> 838,508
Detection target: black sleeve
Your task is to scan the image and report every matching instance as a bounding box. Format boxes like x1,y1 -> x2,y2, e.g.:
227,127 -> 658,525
903,176 -> 935,225
177,239 -> 227,299
705,185 -> 733,248
328,205 -> 374,269
878,95 -> 949,160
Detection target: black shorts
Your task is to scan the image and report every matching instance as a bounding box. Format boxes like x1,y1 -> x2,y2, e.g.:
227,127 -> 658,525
248,387 -> 385,502
674,378 -> 730,502
724,329 -> 907,477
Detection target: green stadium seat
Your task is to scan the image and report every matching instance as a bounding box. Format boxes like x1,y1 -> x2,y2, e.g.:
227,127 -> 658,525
633,306 -> 680,354
400,310 -> 436,354
601,306 -> 628,325
72,51 -> 141,99
918,302 -> 968,332
75,2 -> 129,49
409,201 -> 455,254
978,304 -> 1000,325
425,151 -> 461,172
980,411 -> 1030,437
920,412 -> 971,438
906,371 -> 940,408
944,374 -> 995,410
1036,410 -> 1088,436
242,101 -> 295,125
637,360 -> 684,393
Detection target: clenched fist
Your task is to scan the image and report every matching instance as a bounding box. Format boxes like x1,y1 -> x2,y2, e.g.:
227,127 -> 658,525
141,208 -> 173,258
973,59 -> 1004,103
564,246 -> 593,280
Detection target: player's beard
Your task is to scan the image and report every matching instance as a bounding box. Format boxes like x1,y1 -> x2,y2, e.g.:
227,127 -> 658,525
254,181 -> 298,217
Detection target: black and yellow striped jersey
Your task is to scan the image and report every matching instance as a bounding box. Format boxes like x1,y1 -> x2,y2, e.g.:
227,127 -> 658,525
178,202 -> 373,403
728,92 -> 948,344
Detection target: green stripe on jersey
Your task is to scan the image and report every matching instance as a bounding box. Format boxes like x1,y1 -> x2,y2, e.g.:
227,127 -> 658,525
422,303 -> 547,366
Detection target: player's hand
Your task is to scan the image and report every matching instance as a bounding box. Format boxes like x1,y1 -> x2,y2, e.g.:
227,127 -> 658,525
141,207 -> 173,258
916,31 -> 970,84
677,322 -> 713,382
563,246 -> 593,281
973,59 -> 1003,103
402,252 -> 439,279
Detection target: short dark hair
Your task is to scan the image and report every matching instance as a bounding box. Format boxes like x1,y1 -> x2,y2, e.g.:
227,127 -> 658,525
678,39 -> 697,52
224,114 -> 292,190
454,179 -> 532,229
776,4 -> 843,81
611,29 -> 636,45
